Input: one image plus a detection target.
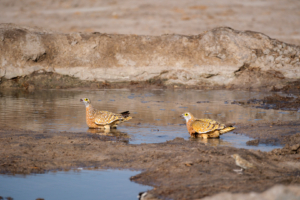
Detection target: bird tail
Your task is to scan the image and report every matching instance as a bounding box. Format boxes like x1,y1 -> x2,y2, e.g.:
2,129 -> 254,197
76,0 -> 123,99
120,111 -> 132,121
220,126 -> 235,134
120,111 -> 130,117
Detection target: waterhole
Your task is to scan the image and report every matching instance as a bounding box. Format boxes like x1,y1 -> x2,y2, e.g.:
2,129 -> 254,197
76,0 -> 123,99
1,88 -> 299,199
0,169 -> 151,200
1,89 -> 299,151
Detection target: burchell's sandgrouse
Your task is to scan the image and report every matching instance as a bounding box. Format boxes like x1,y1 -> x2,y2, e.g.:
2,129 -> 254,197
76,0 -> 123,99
181,112 -> 235,138
80,98 -> 132,130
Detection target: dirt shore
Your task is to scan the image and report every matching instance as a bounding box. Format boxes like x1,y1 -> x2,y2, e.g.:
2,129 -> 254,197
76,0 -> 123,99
1,0 -> 300,199
1,93 -> 300,199
1,120 -> 300,199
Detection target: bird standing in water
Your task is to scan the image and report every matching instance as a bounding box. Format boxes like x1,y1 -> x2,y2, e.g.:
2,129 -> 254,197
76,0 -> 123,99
181,112 -> 235,138
80,98 -> 132,130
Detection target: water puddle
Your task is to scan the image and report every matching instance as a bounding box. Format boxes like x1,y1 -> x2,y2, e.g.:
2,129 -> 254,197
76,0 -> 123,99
0,169 -> 151,200
205,132 -> 277,152
1,89 -> 299,151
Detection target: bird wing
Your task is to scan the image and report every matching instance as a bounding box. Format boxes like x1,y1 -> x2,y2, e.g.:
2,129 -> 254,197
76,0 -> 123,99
191,118 -> 225,133
94,111 -> 122,125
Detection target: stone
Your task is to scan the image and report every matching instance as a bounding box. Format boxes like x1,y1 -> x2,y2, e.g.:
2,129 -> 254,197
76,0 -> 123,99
291,144 -> 300,151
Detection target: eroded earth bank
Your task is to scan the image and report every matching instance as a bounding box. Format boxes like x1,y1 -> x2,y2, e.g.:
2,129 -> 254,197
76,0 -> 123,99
1,23 -> 300,92
1,23 -> 300,199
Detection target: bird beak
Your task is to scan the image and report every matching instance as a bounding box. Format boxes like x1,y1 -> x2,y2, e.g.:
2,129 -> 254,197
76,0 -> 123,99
80,99 -> 83,102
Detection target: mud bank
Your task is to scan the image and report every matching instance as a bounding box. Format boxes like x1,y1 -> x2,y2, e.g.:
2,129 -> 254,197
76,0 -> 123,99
232,93 -> 300,153
0,126 -> 300,200
237,121 -> 300,155
233,93 -> 300,111
1,23 -> 300,91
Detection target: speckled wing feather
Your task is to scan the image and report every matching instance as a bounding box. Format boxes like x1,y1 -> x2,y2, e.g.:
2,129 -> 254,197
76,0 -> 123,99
94,111 -> 122,125
191,118 -> 226,133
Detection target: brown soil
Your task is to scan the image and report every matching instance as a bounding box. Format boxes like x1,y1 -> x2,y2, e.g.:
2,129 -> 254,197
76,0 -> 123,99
232,93 -> 300,111
231,93 -> 300,153
1,121 -> 300,199
0,72 -> 227,90
1,0 -> 300,198
237,121 -> 300,152
272,81 -> 300,93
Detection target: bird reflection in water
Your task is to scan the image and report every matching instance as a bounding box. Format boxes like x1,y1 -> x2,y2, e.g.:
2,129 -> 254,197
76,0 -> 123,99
189,137 -> 233,147
87,128 -> 130,138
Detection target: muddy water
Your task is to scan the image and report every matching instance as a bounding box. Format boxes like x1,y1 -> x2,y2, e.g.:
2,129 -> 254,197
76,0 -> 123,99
0,89 -> 299,150
0,169 -> 151,200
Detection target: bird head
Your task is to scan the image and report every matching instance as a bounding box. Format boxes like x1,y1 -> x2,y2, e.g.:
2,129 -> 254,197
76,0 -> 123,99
231,154 -> 239,159
80,98 -> 91,107
181,112 -> 193,122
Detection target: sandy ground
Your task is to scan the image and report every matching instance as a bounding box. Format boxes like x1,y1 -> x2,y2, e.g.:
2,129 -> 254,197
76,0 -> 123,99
0,0 -> 300,45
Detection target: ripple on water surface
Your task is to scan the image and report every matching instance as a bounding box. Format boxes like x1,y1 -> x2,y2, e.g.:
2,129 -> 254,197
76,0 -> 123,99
1,89 -> 299,151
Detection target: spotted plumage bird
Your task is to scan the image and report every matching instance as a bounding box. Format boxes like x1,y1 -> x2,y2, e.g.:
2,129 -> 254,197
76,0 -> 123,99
181,112 -> 235,138
80,98 -> 132,130
231,154 -> 256,173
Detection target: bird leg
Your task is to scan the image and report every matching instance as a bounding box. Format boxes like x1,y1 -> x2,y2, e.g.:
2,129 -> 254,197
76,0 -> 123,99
104,125 -> 111,131
201,134 -> 209,139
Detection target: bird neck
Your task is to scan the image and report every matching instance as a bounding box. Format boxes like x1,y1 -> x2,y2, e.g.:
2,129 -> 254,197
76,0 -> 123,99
188,114 -> 195,122
86,104 -> 94,113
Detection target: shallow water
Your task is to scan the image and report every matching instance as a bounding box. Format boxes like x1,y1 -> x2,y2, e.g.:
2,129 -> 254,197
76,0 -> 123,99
0,89 -> 298,199
0,169 -> 151,200
1,89 -> 299,151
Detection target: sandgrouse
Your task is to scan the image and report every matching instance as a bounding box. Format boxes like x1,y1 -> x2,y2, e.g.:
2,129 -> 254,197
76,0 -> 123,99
80,98 -> 132,130
181,112 -> 235,138
231,154 -> 256,173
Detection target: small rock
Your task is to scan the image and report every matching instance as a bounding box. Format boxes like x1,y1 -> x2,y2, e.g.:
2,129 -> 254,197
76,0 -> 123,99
283,57 -> 291,64
246,139 -> 259,146
263,49 -> 270,55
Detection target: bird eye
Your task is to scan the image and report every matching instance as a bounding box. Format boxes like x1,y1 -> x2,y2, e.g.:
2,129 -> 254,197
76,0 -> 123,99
185,113 -> 188,116
85,98 -> 88,101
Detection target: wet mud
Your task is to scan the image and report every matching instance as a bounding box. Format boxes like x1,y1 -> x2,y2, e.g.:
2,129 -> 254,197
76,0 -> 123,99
1,91 -> 300,199
232,93 -> 300,152
232,93 -> 300,111
1,0 -> 300,198
0,71 -> 223,91
236,121 -> 300,154
272,80 -> 300,93
1,123 -> 300,200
